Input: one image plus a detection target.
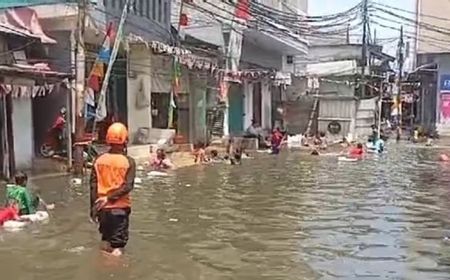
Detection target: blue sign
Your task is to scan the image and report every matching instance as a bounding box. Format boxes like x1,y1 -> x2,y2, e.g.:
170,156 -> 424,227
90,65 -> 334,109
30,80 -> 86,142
440,74 -> 450,93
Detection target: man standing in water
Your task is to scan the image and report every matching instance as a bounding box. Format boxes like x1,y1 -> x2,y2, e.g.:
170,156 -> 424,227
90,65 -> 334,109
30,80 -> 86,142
90,122 -> 136,256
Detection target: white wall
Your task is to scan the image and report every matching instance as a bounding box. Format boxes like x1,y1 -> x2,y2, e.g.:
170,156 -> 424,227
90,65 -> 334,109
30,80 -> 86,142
241,39 -> 283,69
244,82 -> 253,129
12,98 -> 33,169
127,45 -> 152,141
261,80 -> 271,129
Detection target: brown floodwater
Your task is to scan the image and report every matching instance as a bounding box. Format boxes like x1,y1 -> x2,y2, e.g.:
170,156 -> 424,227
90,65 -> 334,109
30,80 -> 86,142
2,144 -> 450,279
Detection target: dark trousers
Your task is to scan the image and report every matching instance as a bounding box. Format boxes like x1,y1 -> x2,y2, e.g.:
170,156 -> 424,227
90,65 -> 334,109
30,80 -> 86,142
98,208 -> 131,249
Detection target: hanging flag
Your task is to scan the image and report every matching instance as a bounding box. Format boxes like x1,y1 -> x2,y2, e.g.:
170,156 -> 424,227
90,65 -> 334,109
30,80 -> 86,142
226,0 -> 250,81
168,57 -> 181,129
168,91 -> 175,129
172,57 -> 181,96
86,23 -> 115,92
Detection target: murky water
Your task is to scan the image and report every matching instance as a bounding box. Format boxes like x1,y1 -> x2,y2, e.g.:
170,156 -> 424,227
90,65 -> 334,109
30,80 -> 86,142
2,144 -> 450,279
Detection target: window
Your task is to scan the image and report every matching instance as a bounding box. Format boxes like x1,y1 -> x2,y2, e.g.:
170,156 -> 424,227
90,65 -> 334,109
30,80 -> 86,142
286,55 -> 293,64
152,0 -> 156,20
151,92 -> 170,128
111,0 -> 116,8
158,0 -> 162,22
139,0 -> 144,16
146,0 -> 150,18
119,0 -> 124,9
163,1 -> 168,25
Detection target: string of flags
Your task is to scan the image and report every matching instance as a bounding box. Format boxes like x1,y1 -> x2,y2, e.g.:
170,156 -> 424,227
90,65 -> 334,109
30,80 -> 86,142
0,83 -> 67,98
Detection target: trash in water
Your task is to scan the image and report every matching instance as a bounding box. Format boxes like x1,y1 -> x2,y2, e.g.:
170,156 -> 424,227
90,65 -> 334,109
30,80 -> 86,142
135,177 -> 143,184
71,178 -> 82,185
137,165 -> 145,171
147,171 -> 169,177
65,246 -> 86,254
185,184 -> 191,187
169,218 -> 178,222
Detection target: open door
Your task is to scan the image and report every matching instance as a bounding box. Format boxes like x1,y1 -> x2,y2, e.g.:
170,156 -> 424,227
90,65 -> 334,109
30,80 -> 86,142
228,83 -> 244,135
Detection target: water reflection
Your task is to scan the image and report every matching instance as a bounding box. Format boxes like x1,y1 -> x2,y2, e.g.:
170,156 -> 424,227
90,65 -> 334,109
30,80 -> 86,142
1,144 -> 450,279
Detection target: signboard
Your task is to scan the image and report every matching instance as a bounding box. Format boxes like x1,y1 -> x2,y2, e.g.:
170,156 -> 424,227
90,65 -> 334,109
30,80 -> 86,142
327,121 -> 341,135
440,74 -> 450,94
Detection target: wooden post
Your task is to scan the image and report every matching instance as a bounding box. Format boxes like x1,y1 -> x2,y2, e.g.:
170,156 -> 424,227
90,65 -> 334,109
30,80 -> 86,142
5,93 -> 15,178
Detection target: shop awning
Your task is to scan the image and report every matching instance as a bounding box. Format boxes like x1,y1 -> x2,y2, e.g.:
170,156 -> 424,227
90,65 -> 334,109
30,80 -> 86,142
0,7 -> 56,43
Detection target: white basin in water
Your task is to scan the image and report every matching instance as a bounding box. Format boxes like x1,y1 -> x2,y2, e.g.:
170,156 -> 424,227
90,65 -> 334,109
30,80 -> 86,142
3,211 -> 49,231
147,171 -> 170,177
338,157 -> 358,162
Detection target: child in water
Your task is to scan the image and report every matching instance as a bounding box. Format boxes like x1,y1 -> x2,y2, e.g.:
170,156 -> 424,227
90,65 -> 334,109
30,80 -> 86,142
193,142 -> 209,164
209,149 -> 223,163
348,143 -> 364,158
150,148 -> 174,170
0,171 -> 53,225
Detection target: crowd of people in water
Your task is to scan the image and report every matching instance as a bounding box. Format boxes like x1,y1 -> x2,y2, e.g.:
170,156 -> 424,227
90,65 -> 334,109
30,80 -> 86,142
1,120 -> 445,258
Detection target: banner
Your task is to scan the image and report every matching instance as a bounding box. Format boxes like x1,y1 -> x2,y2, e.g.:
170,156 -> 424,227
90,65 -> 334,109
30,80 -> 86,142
440,94 -> 450,124
225,0 -> 250,81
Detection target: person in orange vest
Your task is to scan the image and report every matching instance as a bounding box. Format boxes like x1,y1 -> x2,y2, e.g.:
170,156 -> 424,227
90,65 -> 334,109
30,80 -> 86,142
90,122 -> 136,257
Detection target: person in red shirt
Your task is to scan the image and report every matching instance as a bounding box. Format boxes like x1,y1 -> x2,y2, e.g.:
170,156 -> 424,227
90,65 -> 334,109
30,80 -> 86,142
52,107 -> 67,153
270,128 -> 284,154
348,143 -> 364,158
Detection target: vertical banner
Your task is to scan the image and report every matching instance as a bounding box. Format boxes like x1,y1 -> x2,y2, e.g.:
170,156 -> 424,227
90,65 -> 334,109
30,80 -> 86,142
440,74 -> 450,124
226,0 -> 250,79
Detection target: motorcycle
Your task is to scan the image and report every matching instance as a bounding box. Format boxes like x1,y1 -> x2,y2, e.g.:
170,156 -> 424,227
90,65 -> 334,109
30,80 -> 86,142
40,127 -> 63,158
40,129 -> 98,166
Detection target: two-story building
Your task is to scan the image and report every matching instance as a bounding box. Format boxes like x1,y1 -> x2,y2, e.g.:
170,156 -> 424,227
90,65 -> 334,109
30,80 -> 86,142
415,0 -> 449,134
174,0 -> 309,138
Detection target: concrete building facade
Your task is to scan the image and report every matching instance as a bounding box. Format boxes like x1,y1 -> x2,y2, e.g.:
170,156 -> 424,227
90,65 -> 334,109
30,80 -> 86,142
416,0 -> 450,134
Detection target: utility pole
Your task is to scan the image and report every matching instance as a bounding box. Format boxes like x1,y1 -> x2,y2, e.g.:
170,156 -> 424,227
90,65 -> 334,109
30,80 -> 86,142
361,0 -> 368,97
73,0 -> 86,174
396,26 -> 404,142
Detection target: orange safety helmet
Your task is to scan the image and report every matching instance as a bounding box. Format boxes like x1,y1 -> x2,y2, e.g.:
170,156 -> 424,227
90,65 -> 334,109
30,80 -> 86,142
106,122 -> 128,145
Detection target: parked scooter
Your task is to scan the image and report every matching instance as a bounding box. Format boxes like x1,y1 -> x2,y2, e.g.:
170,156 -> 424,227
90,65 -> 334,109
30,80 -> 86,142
40,130 -> 98,166
40,127 -> 64,158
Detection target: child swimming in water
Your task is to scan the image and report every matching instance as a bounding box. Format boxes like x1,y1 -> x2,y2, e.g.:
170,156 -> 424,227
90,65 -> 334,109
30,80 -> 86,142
348,143 -> 364,158
150,148 -> 174,170
0,171 -> 53,225
6,171 -> 53,215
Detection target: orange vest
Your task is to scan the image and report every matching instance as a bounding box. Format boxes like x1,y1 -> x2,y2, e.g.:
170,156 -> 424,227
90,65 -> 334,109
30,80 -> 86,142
94,153 -> 131,209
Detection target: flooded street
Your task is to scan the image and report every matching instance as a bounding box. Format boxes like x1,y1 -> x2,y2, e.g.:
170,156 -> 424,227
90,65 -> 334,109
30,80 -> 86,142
2,144 -> 450,279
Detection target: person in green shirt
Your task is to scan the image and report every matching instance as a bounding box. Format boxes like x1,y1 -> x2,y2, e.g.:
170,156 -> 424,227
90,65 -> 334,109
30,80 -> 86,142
6,172 -> 53,216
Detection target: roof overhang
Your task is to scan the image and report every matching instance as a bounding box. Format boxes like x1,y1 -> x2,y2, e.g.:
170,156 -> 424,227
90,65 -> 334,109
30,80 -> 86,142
0,7 -> 57,44
243,28 -> 308,56
300,60 -> 358,77
0,64 -> 73,81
